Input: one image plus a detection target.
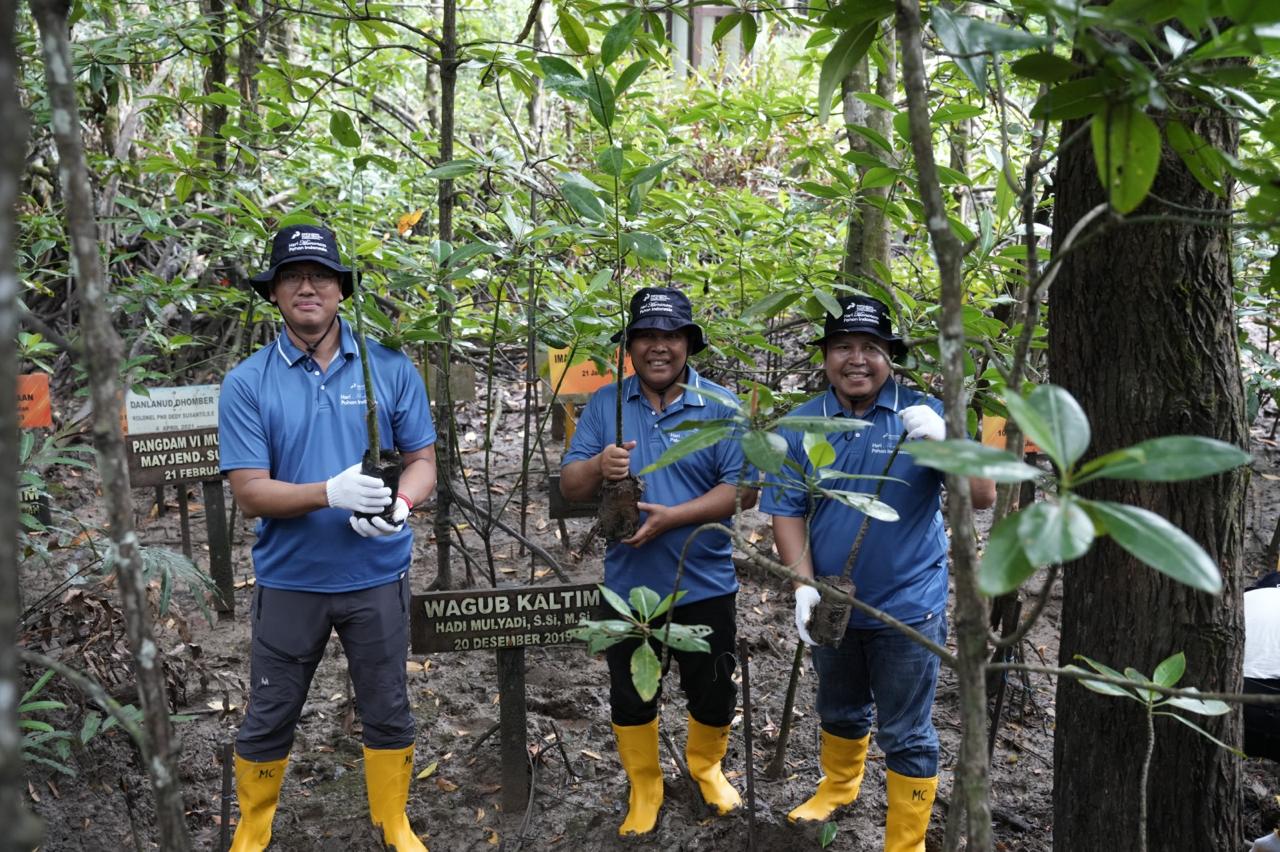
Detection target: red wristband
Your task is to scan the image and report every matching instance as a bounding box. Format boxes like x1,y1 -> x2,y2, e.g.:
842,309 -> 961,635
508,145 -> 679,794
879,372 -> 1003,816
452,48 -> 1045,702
397,492 -> 414,511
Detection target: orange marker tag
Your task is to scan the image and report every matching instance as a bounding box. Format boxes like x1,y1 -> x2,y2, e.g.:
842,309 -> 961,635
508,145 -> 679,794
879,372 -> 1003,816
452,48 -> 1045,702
17,373 -> 52,429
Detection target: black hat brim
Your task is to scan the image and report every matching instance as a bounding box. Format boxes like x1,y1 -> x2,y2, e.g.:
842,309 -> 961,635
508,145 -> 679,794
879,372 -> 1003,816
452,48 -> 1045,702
249,256 -> 355,301
812,327 -> 908,360
612,316 -> 708,355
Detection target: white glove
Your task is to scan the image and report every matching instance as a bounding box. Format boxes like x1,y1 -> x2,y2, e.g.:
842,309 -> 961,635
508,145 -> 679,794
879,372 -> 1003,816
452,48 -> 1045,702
900,405 -> 945,441
794,585 -> 821,647
349,497 -> 411,538
325,463 -> 392,513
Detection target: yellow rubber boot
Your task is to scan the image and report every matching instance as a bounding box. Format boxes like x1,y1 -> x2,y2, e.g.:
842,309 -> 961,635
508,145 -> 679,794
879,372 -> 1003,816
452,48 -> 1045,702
364,745 -> 428,852
884,770 -> 938,852
685,716 -> 741,815
229,754 -> 288,852
787,731 -> 871,823
613,719 -> 663,836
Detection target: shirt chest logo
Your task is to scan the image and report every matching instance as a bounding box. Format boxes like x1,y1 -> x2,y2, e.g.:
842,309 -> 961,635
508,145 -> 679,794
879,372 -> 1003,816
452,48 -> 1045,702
340,381 -> 367,407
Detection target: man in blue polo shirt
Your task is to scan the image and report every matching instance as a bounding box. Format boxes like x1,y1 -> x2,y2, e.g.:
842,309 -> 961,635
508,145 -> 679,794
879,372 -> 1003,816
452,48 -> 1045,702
762,295 -> 994,852
218,225 -> 437,852
561,287 -> 756,836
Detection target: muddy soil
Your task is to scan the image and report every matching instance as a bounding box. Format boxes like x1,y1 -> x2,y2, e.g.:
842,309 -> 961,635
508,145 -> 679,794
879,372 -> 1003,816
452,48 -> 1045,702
16,383 -> 1280,851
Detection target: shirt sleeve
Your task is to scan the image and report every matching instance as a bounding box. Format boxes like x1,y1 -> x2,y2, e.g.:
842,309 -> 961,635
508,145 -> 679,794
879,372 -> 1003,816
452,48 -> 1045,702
562,389 -> 609,466
390,354 -> 436,452
714,413 -> 753,488
218,370 -> 270,472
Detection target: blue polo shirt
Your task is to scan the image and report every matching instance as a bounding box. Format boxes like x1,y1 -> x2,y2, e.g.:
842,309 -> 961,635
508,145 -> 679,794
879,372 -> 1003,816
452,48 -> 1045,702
760,381 -> 947,628
219,319 -> 436,593
563,368 -> 749,605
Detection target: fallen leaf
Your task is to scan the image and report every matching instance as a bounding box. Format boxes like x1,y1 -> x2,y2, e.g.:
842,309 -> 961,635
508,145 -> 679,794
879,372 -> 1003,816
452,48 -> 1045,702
328,692 -> 343,702
416,761 -> 438,780
581,750 -> 602,761
436,777 -> 458,792
398,209 -> 424,234
475,807 -> 485,823
487,828 -> 500,845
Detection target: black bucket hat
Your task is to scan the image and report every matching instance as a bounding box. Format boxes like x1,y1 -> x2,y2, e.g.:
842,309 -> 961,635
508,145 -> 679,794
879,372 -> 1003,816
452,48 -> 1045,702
611,287 -> 707,354
812,295 -> 907,360
249,225 -> 354,301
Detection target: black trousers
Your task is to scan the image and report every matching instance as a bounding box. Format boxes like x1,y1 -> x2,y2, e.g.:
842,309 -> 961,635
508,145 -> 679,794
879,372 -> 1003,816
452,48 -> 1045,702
606,592 -> 738,728
236,577 -> 415,761
1245,676 -> 1280,763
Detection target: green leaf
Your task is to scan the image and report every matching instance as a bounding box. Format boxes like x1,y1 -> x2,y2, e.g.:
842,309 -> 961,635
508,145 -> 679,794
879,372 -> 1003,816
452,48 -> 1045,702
652,623 -> 713,653
904,440 -> 1042,483
1091,103 -> 1161,214
1004,385 -> 1091,474
599,584 -> 636,619
1076,436 -> 1249,484
979,511 -> 1037,596
601,10 -> 643,68
424,159 -> 477,180
820,821 -> 839,847
820,487 -> 899,521
1030,76 -> 1106,120
631,642 -> 662,701
1162,689 -> 1229,716
174,174 -> 194,204
537,56 -> 590,101
743,430 -> 788,474
741,14 -> 758,53
560,179 -> 606,222
629,586 -> 661,621
638,425 -> 732,474
1017,499 -> 1096,566
621,232 -> 667,262
1165,121 -> 1227,198
1223,0 -> 1280,24
817,21 -> 877,124
1155,711 -> 1243,756
557,8 -> 591,54
1082,500 -> 1223,594
1065,660 -> 1138,699
804,432 -> 837,469
598,146 -> 626,177
775,416 -> 872,434
712,11 -> 744,45
329,110 -> 361,147
742,290 -> 802,320
1152,651 -> 1186,688
586,70 -> 616,130
814,289 -> 843,319
1009,52 -> 1079,83
615,59 -> 649,96
630,156 -> 679,189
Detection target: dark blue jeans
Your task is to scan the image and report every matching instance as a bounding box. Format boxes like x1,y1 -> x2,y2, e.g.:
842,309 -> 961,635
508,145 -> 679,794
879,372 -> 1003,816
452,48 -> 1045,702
812,612 -> 946,778
236,577 -> 414,761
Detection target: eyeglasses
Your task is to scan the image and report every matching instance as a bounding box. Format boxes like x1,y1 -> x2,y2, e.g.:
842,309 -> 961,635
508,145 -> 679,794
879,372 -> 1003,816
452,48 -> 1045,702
277,269 -> 340,290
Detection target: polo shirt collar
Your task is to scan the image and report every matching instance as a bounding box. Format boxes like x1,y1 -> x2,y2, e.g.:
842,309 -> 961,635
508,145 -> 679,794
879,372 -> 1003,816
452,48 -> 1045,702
822,379 -> 901,418
274,317 -> 356,368
623,364 -> 709,407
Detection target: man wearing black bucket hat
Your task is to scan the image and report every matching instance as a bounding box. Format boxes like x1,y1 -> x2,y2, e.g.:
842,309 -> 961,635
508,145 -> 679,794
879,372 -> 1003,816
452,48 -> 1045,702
219,224 -> 437,852
561,286 -> 756,836
761,295 -> 994,852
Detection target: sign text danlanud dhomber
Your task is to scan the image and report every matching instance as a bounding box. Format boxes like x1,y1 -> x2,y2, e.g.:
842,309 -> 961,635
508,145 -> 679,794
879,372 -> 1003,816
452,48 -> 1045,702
411,583 -> 605,653
124,385 -> 222,487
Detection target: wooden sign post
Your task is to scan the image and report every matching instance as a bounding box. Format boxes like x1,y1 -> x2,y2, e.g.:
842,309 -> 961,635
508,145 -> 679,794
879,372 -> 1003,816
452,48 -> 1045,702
124,385 -> 235,615
411,583 -> 606,813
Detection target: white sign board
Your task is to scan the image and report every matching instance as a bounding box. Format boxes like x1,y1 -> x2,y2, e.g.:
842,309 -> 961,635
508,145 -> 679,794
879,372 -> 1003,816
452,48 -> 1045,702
125,384 -> 220,435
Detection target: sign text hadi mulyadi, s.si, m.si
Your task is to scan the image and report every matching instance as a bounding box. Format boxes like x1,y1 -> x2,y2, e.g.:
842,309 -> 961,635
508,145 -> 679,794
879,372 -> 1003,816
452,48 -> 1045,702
411,583 -> 607,653
124,384 -> 222,487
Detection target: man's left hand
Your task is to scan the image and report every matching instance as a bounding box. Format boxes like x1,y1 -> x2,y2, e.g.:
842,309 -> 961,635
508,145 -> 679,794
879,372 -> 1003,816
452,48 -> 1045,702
349,497 -> 411,538
621,502 -> 678,548
900,405 -> 945,441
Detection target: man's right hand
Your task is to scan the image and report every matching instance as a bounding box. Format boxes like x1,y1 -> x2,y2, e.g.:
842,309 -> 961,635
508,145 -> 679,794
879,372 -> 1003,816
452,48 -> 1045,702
794,585 -> 821,647
600,441 -> 637,481
325,463 -> 392,513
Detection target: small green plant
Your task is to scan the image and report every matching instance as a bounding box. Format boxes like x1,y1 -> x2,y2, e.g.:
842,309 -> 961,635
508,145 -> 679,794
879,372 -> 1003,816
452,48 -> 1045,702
19,668 -> 145,777
570,584 -> 711,701
1066,652 -> 1234,852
